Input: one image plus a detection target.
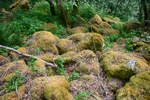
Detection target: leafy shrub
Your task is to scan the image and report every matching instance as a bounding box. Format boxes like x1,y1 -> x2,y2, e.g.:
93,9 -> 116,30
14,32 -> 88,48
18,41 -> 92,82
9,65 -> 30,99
125,38 -> 134,51
75,90 -> 91,100
27,58 -> 37,73
66,72 -> 80,82
55,57 -> 65,75
3,71 -> 24,93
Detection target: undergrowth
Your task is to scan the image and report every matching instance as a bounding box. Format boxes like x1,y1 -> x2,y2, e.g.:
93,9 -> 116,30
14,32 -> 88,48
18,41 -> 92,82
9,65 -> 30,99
3,71 -> 24,93
104,24 -> 141,51
66,72 -> 80,82
55,57 -> 65,75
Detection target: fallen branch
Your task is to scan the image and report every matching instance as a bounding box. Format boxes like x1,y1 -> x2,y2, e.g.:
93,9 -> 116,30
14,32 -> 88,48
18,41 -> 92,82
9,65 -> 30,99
0,45 -> 57,67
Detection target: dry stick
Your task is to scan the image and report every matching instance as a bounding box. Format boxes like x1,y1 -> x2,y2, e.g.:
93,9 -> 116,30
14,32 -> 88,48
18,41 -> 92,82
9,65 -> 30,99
0,45 -> 57,67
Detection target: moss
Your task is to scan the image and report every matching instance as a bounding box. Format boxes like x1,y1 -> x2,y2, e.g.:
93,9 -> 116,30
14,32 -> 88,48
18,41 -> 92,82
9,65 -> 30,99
134,42 -> 150,60
61,50 -> 100,74
90,21 -> 120,35
100,51 -> 150,80
57,39 -> 75,54
27,31 -> 59,54
44,84 -> 74,100
67,26 -> 86,35
37,52 -> 55,62
26,76 -> 69,100
89,14 -> 102,25
0,55 -> 9,66
81,74 -> 95,80
0,86 -> 25,100
0,60 -> 28,82
116,71 -> 150,100
10,0 -> 30,12
124,21 -> 143,32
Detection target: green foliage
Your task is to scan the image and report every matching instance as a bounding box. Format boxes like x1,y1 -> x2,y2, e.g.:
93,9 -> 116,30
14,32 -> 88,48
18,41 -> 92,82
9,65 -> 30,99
77,2 -> 97,20
104,34 -> 120,49
66,72 -> 80,82
55,57 -> 65,75
0,48 -> 9,56
125,38 -> 134,51
3,71 -> 24,93
27,58 -> 37,73
75,90 -> 91,100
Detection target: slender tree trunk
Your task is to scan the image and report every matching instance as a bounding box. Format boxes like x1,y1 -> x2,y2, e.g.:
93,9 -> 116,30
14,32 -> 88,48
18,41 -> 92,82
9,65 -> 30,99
56,0 -> 70,27
73,0 -> 79,15
46,0 -> 55,15
141,0 -> 148,20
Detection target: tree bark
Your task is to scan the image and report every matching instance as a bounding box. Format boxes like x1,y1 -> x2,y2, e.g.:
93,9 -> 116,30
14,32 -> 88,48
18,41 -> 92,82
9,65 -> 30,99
141,0 -> 148,20
56,0 -> 70,27
46,0 -> 56,15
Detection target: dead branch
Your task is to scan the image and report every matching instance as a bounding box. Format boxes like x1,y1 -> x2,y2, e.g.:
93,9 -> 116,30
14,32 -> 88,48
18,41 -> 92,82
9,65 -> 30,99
0,45 -> 57,67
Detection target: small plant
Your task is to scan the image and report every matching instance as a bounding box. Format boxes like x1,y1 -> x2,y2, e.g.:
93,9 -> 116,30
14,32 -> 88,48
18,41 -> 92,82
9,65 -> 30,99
0,48 -> 9,56
125,38 -> 134,51
3,71 -> 24,92
55,57 -> 65,75
27,58 -> 37,73
75,90 -> 91,100
34,48 -> 43,55
66,72 -> 80,82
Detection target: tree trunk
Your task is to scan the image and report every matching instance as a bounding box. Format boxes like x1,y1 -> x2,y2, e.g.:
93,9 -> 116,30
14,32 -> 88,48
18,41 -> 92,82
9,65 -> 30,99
73,0 -> 79,15
141,0 -> 148,20
56,0 -> 70,27
46,0 -> 55,15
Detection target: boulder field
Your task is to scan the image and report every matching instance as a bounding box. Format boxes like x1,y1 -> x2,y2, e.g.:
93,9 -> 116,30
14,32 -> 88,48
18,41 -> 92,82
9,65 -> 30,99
0,14 -> 150,100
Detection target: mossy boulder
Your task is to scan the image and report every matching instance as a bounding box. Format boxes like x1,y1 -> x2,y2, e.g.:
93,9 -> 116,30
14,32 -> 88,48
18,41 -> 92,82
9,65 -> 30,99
25,76 -> 70,100
103,17 -> 121,25
44,84 -> 74,100
116,71 -> 150,100
56,39 -> 75,54
26,31 -> 59,54
89,14 -> 102,25
133,42 -> 150,60
68,33 -> 104,52
0,60 -> 28,82
37,52 -> 55,62
61,50 -> 100,74
100,51 -> 150,80
67,26 -> 87,35
124,21 -> 143,32
10,47 -> 29,58
0,86 -> 25,100
90,20 -> 120,35
0,55 -> 9,66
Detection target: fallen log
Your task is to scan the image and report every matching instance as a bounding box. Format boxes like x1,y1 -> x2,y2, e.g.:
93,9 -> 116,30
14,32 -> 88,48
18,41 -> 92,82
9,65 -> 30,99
0,45 -> 57,67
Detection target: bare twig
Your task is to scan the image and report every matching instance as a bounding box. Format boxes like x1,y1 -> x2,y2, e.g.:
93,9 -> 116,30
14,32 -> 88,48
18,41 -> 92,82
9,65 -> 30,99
0,45 -> 57,67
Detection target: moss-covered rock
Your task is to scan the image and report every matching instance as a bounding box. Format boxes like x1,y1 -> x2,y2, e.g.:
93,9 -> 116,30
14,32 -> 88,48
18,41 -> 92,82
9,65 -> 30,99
0,86 -> 25,100
100,51 -> 150,80
0,60 -> 28,82
25,76 -> 69,100
0,55 -> 9,66
103,17 -> 121,25
89,14 -> 102,25
67,26 -> 87,35
133,42 -> 150,60
90,21 -> 120,35
116,71 -> 150,100
124,21 -> 143,32
61,50 -> 100,74
37,52 -> 55,62
68,33 -> 104,52
44,84 -> 74,100
26,31 -> 59,54
57,39 -> 75,54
